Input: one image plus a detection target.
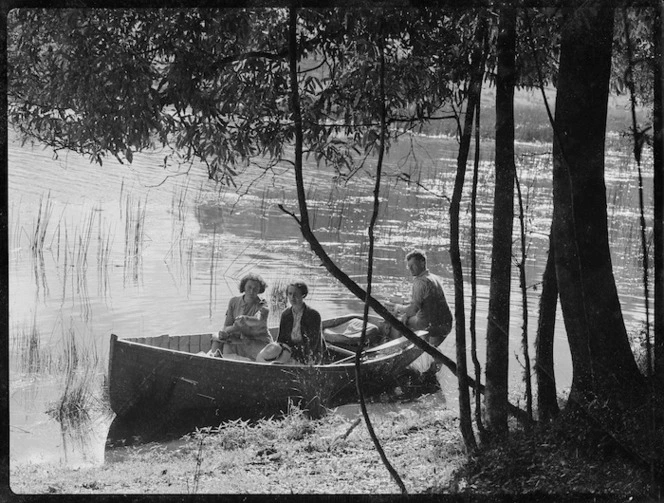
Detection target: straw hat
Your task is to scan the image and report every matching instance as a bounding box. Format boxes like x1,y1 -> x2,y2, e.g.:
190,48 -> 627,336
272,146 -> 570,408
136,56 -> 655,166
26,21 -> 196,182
256,342 -> 292,364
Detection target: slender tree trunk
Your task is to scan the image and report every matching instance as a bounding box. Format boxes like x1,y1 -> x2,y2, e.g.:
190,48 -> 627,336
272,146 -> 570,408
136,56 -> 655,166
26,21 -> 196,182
471,26 -> 488,440
514,172 -> 533,422
287,8 -> 407,491
552,5 -> 643,405
360,24 -> 407,494
485,5 -> 516,436
535,227 -> 560,422
449,13 -> 487,453
654,0 -> 664,383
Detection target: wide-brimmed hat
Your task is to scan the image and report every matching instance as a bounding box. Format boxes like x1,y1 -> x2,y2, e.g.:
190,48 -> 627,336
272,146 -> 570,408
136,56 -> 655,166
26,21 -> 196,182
256,342 -> 292,364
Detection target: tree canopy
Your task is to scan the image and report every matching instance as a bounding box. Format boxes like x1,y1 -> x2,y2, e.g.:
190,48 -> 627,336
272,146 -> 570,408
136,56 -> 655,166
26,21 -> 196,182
9,8 -> 492,185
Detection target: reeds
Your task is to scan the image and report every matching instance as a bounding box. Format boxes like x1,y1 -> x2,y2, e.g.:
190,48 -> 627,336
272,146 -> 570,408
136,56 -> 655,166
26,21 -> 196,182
164,237 -> 194,295
48,366 -> 92,426
170,181 -> 190,258
164,181 -> 200,296
10,187 -> 154,440
123,194 -> 148,283
268,277 -> 289,325
46,325 -> 106,425
209,223 -> 217,318
10,314 -> 51,374
11,312 -> 107,424
46,365 -> 108,435
97,212 -> 114,297
30,192 -> 54,255
10,198 -> 24,253
287,367 -> 338,420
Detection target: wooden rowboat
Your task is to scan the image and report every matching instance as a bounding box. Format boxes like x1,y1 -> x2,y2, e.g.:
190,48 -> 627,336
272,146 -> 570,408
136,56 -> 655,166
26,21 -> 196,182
106,314 -> 426,445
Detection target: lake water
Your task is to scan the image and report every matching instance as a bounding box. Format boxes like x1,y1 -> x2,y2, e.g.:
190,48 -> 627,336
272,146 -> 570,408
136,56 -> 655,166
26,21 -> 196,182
8,129 -> 654,469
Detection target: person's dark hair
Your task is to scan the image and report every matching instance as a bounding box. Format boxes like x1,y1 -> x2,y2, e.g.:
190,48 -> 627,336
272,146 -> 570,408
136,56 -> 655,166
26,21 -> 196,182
287,281 -> 309,298
406,249 -> 427,264
239,273 -> 267,294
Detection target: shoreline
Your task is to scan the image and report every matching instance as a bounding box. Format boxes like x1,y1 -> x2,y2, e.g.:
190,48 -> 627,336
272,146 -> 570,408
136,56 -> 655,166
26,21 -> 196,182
10,396 -> 466,495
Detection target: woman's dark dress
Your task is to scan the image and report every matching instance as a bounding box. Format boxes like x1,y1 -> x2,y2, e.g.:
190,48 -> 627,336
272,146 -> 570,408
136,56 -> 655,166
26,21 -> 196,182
277,304 -> 325,364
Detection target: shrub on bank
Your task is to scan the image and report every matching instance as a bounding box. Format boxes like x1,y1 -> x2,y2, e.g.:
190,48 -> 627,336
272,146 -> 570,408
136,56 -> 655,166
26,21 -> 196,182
444,401 -> 662,499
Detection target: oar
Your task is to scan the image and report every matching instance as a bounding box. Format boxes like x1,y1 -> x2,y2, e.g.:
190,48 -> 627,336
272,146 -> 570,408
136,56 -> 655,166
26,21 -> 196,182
326,342 -> 356,357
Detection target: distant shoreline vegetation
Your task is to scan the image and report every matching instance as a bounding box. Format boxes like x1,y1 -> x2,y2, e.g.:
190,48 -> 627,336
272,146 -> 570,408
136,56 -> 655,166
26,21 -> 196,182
395,87 -> 648,146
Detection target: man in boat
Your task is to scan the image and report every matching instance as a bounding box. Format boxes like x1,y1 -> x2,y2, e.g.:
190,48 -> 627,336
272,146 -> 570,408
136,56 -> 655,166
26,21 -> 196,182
389,249 -> 453,346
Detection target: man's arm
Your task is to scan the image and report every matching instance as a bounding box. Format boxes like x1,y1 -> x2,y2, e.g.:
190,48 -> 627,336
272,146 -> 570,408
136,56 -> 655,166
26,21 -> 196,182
402,279 -> 427,318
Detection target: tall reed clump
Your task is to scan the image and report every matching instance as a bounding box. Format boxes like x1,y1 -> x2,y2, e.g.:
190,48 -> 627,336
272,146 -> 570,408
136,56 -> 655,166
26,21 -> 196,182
96,211 -> 115,297
258,402 -> 316,441
268,277 -> 289,325
30,191 -> 54,255
288,367 -> 338,420
166,180 -> 195,294
123,194 -> 148,282
46,326 -> 106,426
74,207 -> 96,270
10,316 -> 52,374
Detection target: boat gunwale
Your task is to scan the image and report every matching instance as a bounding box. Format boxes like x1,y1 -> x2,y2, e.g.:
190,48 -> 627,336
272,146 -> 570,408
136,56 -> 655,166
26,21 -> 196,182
111,333 -> 421,369
110,313 -> 424,369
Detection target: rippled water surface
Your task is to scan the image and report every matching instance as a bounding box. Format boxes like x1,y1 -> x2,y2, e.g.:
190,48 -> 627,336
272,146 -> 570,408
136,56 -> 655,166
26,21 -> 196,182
8,130 -> 654,468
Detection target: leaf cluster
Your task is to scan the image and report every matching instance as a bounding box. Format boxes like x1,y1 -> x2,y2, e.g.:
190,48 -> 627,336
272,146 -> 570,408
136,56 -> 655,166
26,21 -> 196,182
612,8 -> 657,104
8,9 -> 291,183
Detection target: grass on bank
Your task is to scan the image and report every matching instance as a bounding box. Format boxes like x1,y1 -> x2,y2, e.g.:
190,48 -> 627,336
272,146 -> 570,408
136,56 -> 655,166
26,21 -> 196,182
11,398 -> 464,495
10,393 -> 661,498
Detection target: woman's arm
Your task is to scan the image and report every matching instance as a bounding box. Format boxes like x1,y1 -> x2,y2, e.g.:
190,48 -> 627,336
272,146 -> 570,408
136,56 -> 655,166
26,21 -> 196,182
224,297 -> 238,328
257,305 -> 269,321
218,298 -> 239,337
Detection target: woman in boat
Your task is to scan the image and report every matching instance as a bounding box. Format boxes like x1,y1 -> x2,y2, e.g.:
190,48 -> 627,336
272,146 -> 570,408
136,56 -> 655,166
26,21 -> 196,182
275,281 -> 326,364
208,273 -> 272,360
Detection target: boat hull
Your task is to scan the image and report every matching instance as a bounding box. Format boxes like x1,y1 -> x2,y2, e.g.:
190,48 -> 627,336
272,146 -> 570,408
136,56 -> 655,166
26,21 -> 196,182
107,315 -> 425,445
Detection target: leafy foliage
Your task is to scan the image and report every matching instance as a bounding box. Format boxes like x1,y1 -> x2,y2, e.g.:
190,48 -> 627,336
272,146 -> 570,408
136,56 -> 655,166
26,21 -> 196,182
8,9 -> 292,184
8,7 -> 654,184
8,8 -> 489,185
612,8 -> 657,104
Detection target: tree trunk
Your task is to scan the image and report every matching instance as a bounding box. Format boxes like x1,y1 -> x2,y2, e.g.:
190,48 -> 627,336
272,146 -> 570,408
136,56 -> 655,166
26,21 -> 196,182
449,13 -> 487,453
471,23 -> 489,440
288,9 -> 407,491
485,5 -> 516,436
514,172 -> 533,422
654,0 -> 664,383
551,5 -> 644,405
535,227 -> 560,422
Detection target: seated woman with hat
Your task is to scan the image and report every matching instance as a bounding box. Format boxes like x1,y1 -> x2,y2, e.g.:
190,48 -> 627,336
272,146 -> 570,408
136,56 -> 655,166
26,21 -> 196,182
257,281 -> 325,365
